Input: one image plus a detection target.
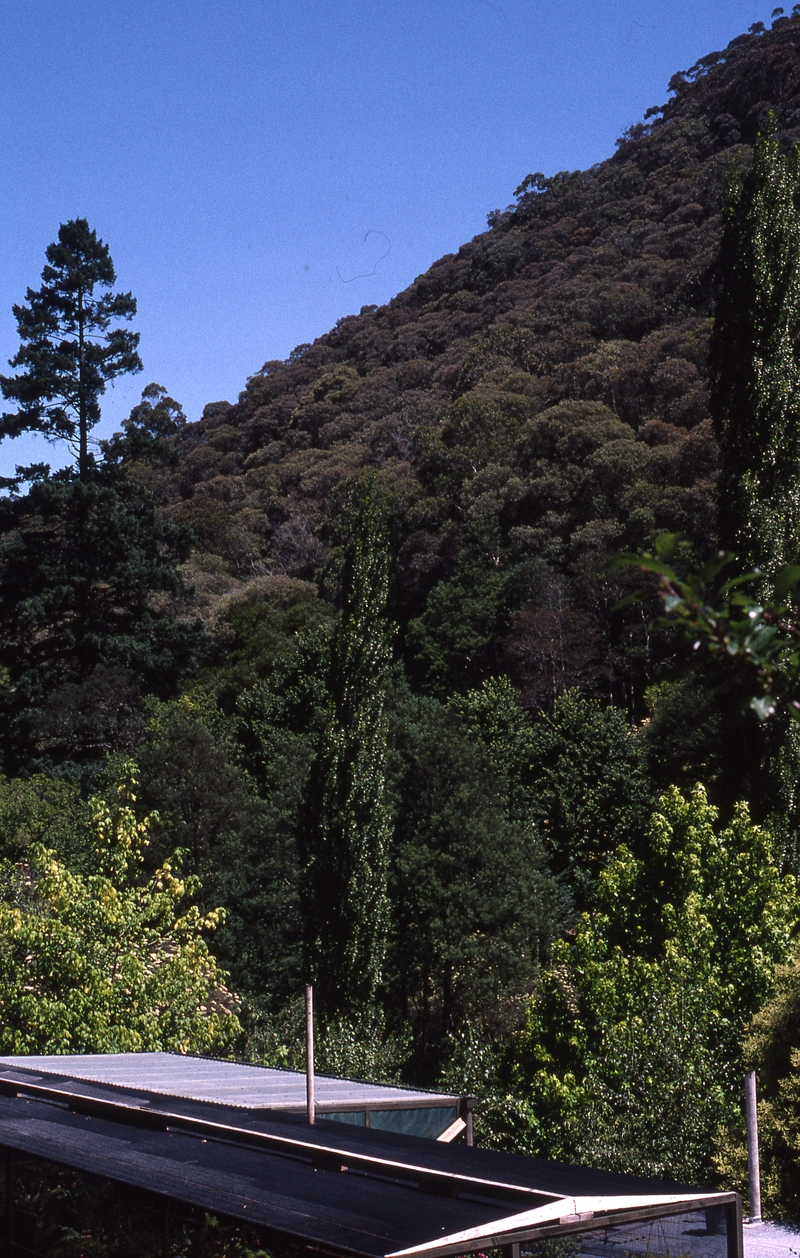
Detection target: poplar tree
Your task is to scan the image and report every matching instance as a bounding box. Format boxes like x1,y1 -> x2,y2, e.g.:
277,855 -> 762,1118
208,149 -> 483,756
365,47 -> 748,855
299,477 -> 392,1014
0,218 -> 141,482
708,117 -> 800,844
710,116 -> 800,575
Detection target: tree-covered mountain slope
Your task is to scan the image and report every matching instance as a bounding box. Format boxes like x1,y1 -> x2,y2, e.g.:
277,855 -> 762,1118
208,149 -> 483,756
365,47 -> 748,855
142,13 -> 800,706
6,19 -> 800,1204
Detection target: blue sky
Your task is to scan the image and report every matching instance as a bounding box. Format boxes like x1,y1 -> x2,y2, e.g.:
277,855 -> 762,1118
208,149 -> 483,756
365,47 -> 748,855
0,0 -> 773,475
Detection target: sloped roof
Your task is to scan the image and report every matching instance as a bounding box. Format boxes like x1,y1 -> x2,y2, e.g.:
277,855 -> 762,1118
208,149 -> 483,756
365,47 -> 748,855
0,1057 -> 740,1258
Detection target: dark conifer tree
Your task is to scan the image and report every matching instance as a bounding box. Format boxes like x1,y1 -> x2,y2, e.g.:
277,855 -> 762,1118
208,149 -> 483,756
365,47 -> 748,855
710,116 -> 800,575
0,219 -> 141,481
299,477 -> 392,1015
0,469 -> 207,774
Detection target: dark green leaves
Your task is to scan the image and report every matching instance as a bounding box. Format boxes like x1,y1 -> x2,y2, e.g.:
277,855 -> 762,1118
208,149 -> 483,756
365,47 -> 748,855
0,471 -> 206,773
610,532 -> 800,721
299,476 -> 392,1014
0,219 -> 142,481
710,115 -> 800,575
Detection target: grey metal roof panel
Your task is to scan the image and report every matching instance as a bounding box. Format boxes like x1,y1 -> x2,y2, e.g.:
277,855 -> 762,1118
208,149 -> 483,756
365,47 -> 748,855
0,1053 -> 461,1112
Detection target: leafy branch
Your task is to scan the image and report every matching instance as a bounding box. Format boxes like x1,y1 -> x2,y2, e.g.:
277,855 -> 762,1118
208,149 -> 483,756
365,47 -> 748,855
608,532 -> 800,721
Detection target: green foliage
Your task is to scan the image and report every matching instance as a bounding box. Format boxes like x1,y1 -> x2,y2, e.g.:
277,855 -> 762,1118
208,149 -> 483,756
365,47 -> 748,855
612,532 -> 800,850
202,577 -> 335,709
712,952 -> 800,1218
406,518 -> 508,693
246,996 -> 410,1083
452,679 -> 651,906
732,953 -> 800,1217
449,675 -> 535,812
640,677 -> 726,794
612,532 -> 800,724
0,469 -> 207,773
0,219 -> 141,481
101,382 -> 186,473
525,689 -> 652,905
598,786 -> 797,1018
510,784 -> 797,1180
0,761 -> 240,1054
386,691 -> 560,1078
0,773 -> 92,867
299,477 -> 392,1013
711,115 -> 800,575
461,677 -> 644,848
135,689 -> 305,1008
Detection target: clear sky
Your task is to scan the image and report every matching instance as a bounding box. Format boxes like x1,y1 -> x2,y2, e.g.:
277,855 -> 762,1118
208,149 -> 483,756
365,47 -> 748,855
0,0 -> 773,475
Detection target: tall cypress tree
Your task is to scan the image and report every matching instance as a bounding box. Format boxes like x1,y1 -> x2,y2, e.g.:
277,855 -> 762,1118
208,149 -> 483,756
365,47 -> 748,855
0,219 -> 141,482
710,116 -> 800,575
299,477 -> 392,1015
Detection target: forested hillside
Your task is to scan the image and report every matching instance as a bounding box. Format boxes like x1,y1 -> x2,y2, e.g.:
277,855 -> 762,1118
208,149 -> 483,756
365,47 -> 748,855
156,14 -> 800,697
4,12 -> 800,1240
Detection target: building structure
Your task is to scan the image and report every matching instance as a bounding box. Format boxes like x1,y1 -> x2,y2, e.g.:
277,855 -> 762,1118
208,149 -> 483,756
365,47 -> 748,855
0,1055 -> 742,1258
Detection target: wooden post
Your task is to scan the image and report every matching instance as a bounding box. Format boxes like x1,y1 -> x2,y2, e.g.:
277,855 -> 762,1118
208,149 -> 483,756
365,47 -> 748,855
306,984 -> 315,1126
726,1195 -> 744,1258
745,1071 -> 761,1223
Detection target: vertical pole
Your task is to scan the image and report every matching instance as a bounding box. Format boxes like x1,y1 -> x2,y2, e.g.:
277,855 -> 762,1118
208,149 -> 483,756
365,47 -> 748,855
465,1106 -> 474,1148
726,1196 -> 744,1258
745,1071 -> 761,1223
4,1149 -> 13,1253
306,984 -> 315,1126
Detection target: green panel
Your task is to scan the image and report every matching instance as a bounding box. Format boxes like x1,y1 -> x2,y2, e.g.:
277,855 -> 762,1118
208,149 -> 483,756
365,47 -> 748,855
368,1106 -> 458,1139
321,1110 -> 366,1126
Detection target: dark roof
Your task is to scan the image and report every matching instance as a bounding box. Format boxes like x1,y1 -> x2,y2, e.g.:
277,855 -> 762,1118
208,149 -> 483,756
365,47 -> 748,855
0,1060 -> 738,1258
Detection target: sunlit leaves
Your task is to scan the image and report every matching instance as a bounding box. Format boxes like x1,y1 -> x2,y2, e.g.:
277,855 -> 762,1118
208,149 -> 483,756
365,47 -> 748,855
0,762 -> 240,1055
511,784 -> 797,1180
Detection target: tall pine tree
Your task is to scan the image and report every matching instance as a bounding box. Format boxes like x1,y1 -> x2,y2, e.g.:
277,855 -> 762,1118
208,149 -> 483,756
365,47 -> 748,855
0,219 -> 141,482
710,116 -> 800,575
299,477 -> 392,1015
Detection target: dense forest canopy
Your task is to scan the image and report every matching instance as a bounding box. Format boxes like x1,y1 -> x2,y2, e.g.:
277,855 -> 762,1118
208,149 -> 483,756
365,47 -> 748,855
139,13 -> 800,714
7,13 -> 800,1249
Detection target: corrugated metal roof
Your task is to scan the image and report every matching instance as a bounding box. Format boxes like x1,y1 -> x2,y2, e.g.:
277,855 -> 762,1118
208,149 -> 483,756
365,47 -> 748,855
0,1052 -> 460,1112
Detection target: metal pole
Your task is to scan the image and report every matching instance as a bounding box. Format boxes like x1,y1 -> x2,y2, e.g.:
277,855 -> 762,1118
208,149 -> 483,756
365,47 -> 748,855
745,1070 -> 761,1223
306,984 -> 315,1126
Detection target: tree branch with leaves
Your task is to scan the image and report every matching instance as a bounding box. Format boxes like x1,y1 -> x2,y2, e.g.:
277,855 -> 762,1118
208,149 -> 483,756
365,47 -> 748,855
609,532 -> 800,722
